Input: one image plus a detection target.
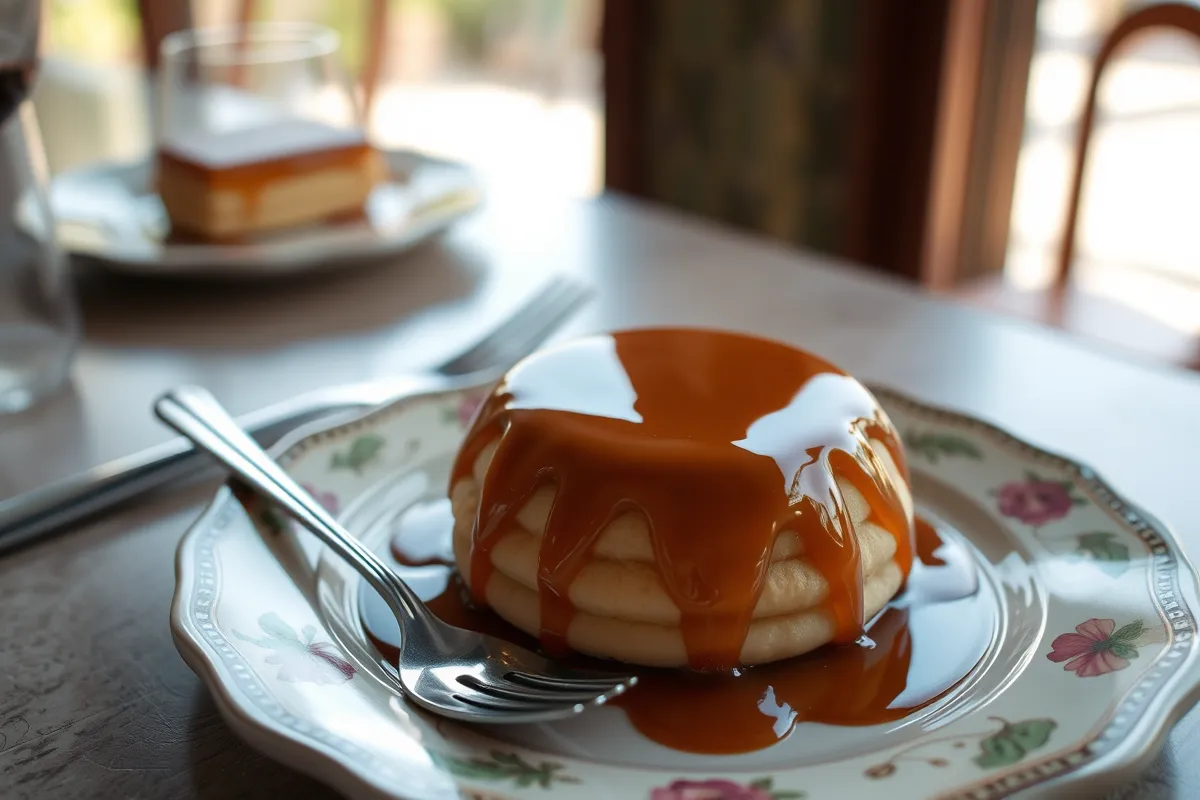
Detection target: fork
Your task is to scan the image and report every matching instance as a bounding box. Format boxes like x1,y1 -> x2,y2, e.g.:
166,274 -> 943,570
156,385 -> 637,724
0,276 -> 591,554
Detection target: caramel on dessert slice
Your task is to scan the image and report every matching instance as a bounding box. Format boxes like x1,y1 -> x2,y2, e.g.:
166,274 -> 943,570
155,118 -> 386,240
449,328 -> 915,670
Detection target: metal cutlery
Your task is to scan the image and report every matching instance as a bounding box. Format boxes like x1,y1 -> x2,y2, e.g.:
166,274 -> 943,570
156,384 -> 635,723
0,276 -> 591,554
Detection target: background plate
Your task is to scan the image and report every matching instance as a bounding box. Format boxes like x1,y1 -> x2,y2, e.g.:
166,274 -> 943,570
46,149 -> 481,277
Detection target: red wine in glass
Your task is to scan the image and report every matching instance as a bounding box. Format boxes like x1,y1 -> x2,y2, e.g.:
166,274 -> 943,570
0,62 -> 34,124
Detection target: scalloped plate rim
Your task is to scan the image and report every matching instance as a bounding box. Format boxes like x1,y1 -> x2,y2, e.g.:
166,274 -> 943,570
868,384 -> 1200,798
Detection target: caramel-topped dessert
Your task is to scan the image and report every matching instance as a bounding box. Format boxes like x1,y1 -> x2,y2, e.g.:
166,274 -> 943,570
156,117 -> 385,240
366,505 -> 991,755
449,328 -> 915,670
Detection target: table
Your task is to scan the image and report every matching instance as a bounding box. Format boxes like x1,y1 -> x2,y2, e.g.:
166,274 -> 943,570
2,192 -> 1197,799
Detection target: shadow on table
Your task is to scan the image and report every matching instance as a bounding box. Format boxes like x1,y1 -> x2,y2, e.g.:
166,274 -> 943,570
73,234 -> 484,351
187,689 -> 342,799
0,380 -> 87,497
1104,746 -> 1180,800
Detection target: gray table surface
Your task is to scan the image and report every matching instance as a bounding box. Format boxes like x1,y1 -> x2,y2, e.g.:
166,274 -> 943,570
1,191 -> 1195,799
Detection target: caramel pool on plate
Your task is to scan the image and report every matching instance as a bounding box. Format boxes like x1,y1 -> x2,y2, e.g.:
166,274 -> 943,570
367,507 -> 991,755
449,327 -> 916,670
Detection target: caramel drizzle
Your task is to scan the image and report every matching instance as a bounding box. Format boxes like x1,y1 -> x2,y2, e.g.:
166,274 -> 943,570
157,139 -> 375,184
450,329 -> 914,670
369,511 -> 986,755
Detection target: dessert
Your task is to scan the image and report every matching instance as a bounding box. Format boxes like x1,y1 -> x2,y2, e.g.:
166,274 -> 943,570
155,117 -> 385,240
369,504 -> 992,755
448,327 -> 915,670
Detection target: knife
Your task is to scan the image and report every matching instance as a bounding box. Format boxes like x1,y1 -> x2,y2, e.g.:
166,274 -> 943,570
0,277 -> 590,554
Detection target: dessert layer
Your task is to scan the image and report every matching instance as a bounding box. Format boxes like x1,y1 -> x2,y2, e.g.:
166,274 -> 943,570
156,146 -> 382,239
469,553 -> 903,667
451,434 -> 911,627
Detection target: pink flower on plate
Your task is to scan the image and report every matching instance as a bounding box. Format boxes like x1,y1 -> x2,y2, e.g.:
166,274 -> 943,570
301,483 -> 340,516
1047,617 -> 1145,677
234,612 -> 355,685
994,472 -> 1084,528
650,778 -> 784,800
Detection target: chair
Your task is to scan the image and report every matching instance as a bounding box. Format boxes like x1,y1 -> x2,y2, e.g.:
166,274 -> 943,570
962,1 -> 1200,371
1055,2 -> 1200,369
1057,2 -> 1200,291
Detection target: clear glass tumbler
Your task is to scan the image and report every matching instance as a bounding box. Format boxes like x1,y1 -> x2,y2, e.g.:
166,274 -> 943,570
0,100 -> 79,414
153,22 -> 375,242
156,22 -> 363,150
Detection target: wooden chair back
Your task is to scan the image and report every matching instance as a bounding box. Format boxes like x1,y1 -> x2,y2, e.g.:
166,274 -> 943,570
1056,2 -> 1200,290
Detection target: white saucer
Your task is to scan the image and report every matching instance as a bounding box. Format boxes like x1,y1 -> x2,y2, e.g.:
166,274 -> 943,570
47,149 -> 481,278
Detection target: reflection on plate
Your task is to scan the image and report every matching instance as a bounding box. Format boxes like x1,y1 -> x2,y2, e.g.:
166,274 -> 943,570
171,380 -> 1200,800
46,149 -> 481,277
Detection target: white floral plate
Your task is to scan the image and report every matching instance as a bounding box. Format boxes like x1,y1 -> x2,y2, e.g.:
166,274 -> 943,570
171,380 -> 1200,800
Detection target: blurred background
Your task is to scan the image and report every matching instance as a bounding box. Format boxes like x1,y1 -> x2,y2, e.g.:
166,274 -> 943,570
35,0 -> 604,197
30,0 -> 1200,368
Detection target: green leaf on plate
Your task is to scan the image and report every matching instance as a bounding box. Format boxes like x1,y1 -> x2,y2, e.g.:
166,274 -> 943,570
432,750 -> 580,788
974,718 -> 1056,769
330,433 -> 385,474
1109,641 -> 1139,660
1075,532 -> 1131,577
258,612 -> 299,643
904,431 -> 983,464
1111,619 -> 1145,642
490,752 -> 521,766
433,756 -> 500,781
230,630 -> 274,650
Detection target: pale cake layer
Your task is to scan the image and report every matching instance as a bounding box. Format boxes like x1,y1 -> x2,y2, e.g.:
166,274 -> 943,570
452,478 -> 900,624
451,434 -> 913,666
476,556 -> 904,667
462,438 -> 911,564
157,149 -> 384,239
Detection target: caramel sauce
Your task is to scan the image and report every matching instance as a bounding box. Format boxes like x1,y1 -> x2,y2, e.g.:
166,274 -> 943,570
157,141 -> 375,190
915,514 -> 948,567
450,329 -> 914,669
364,508 -> 991,755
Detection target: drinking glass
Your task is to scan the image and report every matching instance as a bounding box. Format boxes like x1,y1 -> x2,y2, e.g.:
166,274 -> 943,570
156,22 -> 363,153
0,10 -> 80,414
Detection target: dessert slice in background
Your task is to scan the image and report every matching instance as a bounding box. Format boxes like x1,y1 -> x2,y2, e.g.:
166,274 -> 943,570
156,117 -> 385,240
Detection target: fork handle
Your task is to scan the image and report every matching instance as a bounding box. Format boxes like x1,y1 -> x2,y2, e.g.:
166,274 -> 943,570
155,385 -> 427,628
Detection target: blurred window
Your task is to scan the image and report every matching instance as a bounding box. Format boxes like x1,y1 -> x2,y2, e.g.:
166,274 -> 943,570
35,0 -> 602,199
